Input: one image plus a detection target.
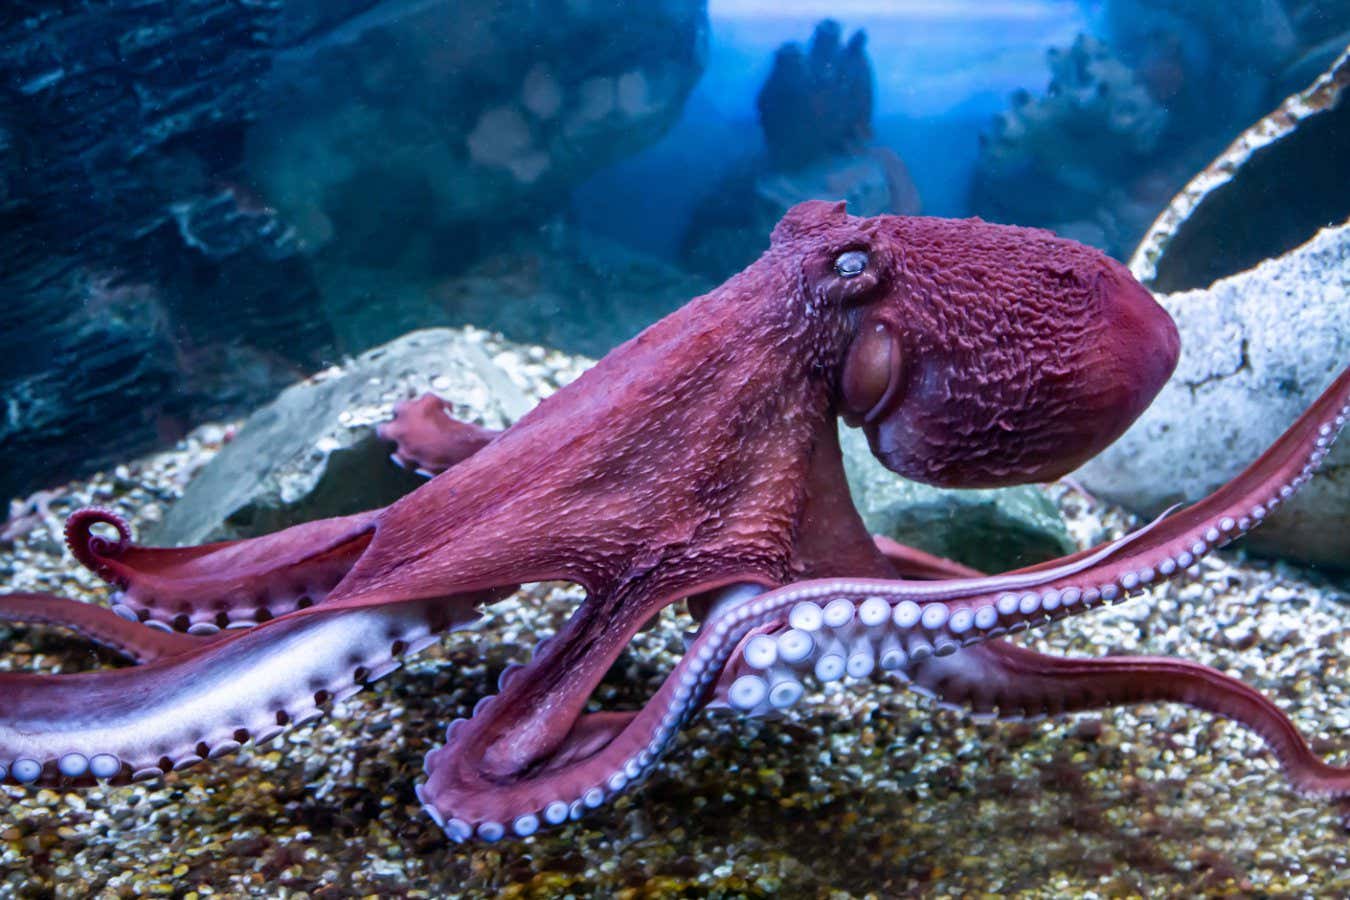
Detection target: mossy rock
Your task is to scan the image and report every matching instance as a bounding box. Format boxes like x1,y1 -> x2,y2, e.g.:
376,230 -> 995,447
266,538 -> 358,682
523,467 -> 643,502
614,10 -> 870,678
840,424 -> 1074,572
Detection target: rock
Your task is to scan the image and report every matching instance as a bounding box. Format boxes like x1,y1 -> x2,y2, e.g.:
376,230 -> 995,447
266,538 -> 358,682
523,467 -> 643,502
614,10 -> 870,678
756,20 -> 874,172
839,425 -> 1075,573
0,2 -> 340,501
1130,48 -> 1350,292
149,330 -> 530,546
971,34 -> 1172,260
0,1 -> 711,501
245,0 -> 709,259
1078,221 -> 1350,568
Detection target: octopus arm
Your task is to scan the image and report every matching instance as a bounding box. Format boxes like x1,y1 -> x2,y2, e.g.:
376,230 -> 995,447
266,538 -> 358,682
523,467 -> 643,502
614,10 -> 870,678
0,593 -> 480,788
0,592 -> 207,663
909,641 -> 1350,797
378,393 -> 502,478
62,508 -> 381,633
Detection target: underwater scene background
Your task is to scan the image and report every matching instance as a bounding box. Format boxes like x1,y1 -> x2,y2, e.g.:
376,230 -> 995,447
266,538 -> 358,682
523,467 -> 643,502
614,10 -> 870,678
1,0 -> 1349,896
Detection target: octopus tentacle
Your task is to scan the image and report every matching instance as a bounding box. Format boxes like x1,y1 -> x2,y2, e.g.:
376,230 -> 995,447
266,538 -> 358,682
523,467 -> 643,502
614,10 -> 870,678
906,641 -> 1350,796
0,592 -> 208,663
66,510 -> 381,633
414,366 -> 1349,840
64,507 -> 133,581
0,596 -> 469,788
415,583 -> 783,840
377,393 -> 501,478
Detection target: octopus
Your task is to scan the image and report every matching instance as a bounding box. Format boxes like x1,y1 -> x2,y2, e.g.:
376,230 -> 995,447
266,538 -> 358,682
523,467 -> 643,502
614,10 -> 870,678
1,201 -> 1347,843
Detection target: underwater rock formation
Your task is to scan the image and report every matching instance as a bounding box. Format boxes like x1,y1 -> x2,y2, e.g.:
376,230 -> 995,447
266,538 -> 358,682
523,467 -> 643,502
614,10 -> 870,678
0,0 -> 709,503
1131,48 -> 1350,293
756,18 -> 874,172
1079,219 -> 1350,568
245,0 -> 709,259
971,35 -> 1171,257
682,20 -> 919,280
0,1 -> 329,501
149,329 -> 529,547
973,10 -> 1345,261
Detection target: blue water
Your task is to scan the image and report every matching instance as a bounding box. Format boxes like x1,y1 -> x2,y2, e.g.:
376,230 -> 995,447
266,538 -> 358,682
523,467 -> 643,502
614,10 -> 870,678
573,0 -> 1088,256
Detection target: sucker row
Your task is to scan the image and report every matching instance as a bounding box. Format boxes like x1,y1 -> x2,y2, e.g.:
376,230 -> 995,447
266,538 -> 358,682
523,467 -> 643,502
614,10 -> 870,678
723,399 -> 1348,714
65,507 -> 371,634
0,603 -> 446,789
108,577 -> 342,635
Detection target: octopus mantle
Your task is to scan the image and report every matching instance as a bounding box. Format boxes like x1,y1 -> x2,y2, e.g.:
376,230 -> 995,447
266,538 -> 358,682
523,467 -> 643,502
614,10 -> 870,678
1,201 -> 1348,843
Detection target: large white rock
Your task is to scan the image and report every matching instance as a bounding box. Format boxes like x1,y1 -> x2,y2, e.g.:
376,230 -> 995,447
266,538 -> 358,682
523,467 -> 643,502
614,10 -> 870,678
149,329 -> 530,545
1078,221 -> 1350,567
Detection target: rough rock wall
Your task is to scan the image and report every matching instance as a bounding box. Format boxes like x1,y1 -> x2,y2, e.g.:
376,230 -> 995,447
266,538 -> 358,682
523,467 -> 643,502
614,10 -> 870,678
0,1 -> 332,502
971,3 -> 1340,260
0,0 -> 709,502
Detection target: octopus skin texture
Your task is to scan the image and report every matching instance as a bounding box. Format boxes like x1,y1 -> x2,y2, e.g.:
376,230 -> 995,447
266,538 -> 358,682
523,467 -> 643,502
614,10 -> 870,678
1,200 -> 1348,844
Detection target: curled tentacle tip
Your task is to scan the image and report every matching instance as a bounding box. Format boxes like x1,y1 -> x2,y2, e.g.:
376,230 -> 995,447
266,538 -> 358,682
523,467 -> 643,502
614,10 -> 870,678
64,507 -> 133,581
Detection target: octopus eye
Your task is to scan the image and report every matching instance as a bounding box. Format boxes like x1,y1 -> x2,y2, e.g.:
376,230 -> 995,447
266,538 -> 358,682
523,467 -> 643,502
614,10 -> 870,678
834,250 -> 868,278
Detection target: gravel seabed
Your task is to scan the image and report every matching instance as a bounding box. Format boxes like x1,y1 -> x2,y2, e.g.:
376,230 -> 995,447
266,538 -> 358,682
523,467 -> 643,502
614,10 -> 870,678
2,332 -> 1348,898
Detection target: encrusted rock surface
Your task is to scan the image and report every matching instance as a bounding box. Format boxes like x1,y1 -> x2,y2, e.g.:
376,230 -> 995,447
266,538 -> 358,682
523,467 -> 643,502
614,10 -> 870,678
0,1 -> 333,501
149,328 -> 538,546
0,0 -> 710,503
1130,47 -> 1350,293
971,34 -> 1173,259
973,19 -> 1346,264
1079,221 -> 1350,568
246,0 -> 709,257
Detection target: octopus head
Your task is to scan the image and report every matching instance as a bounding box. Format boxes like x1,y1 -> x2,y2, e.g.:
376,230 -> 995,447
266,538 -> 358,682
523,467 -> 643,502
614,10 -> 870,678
775,200 -> 1181,487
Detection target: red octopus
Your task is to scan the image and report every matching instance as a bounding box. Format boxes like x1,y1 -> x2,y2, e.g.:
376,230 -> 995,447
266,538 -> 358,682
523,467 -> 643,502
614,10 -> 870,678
1,201 -> 1347,842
